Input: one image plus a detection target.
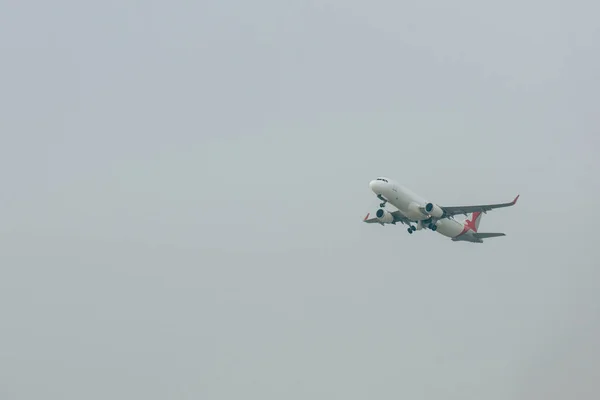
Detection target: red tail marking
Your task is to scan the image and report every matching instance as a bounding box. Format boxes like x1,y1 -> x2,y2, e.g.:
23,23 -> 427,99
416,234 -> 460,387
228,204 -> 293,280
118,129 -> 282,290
464,211 -> 481,232
363,213 -> 370,221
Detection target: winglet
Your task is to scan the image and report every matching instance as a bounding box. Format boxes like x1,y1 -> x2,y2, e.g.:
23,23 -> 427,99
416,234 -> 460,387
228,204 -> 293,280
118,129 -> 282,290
512,194 -> 520,205
363,213 -> 370,221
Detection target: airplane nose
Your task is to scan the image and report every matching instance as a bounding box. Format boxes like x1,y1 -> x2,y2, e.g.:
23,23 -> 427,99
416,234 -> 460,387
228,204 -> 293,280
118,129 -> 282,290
369,180 -> 378,192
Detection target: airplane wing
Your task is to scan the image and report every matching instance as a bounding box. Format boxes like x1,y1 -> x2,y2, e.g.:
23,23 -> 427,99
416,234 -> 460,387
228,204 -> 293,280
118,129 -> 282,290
363,209 -> 414,225
440,195 -> 519,217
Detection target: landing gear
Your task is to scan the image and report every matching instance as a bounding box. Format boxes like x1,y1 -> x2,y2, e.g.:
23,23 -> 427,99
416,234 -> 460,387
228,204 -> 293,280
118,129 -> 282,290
427,223 -> 438,231
377,195 -> 387,208
407,225 -> 416,234
380,202 -> 386,208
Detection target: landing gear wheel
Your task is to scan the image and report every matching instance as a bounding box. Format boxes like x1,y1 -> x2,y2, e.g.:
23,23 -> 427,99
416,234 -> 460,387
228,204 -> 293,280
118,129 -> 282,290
407,228 -> 413,234
380,202 -> 386,208
431,225 -> 437,231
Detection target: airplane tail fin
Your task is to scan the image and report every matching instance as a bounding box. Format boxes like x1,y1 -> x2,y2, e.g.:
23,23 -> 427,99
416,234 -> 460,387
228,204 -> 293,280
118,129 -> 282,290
466,213 -> 507,241
466,211 -> 483,232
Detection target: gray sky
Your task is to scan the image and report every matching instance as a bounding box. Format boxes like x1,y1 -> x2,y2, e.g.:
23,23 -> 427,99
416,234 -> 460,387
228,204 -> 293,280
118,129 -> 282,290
1,0 -> 599,398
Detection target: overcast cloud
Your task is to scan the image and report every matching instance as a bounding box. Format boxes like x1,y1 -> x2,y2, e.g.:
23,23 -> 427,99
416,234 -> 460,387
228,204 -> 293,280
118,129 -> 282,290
0,0 -> 599,399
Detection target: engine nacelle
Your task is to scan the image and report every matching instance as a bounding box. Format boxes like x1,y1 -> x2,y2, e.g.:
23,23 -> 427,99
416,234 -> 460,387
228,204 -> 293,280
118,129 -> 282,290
376,208 -> 394,223
424,202 -> 444,218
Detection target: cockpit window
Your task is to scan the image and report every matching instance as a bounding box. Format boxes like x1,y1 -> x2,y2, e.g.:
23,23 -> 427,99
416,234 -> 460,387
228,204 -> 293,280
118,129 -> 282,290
376,178 -> 388,183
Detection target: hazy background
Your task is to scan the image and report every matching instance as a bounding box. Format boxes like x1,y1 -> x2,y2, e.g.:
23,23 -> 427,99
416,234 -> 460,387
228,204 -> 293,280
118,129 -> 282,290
1,0 -> 598,398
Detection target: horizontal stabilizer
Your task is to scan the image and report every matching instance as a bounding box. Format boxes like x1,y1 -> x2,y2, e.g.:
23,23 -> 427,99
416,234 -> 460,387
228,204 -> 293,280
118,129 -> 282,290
473,232 -> 505,239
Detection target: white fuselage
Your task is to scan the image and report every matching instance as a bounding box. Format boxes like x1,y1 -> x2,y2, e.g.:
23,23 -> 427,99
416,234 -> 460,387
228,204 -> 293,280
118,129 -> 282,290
369,177 -> 475,241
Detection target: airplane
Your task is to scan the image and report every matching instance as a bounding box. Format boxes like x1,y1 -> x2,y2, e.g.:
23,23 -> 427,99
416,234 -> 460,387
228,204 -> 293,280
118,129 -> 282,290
363,177 -> 519,243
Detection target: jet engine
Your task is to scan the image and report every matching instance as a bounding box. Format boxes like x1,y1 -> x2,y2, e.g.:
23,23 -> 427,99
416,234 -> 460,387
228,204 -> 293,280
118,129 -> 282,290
424,202 -> 444,218
376,208 -> 394,223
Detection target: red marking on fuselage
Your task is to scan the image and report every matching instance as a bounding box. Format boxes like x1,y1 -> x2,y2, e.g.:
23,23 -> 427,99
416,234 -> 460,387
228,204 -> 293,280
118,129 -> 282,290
454,212 -> 480,237
465,212 -> 481,232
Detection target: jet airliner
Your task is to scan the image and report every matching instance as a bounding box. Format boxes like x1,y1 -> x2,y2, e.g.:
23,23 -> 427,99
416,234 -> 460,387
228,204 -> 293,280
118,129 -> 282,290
363,177 -> 519,243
